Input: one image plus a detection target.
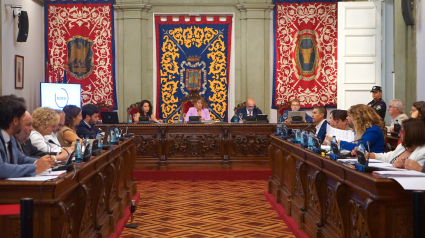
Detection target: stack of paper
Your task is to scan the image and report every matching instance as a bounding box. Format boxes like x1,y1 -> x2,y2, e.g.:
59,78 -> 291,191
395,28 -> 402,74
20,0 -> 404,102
373,169 -> 425,190
5,170 -> 66,181
326,125 -> 355,142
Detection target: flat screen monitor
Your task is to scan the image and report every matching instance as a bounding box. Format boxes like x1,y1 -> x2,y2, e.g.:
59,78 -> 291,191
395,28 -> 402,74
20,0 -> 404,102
40,83 -> 81,109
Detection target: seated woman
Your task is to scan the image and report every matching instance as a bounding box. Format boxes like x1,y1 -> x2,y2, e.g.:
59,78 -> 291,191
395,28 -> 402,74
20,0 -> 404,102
410,101 -> 425,119
340,104 -> 385,154
368,118 -> 425,168
334,110 -> 352,131
58,105 -> 82,147
29,107 -> 73,162
185,98 -> 211,122
134,100 -> 163,123
281,99 -> 313,123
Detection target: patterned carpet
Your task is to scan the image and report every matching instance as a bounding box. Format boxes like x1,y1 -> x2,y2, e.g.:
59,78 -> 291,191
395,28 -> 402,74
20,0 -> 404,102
120,180 -> 296,238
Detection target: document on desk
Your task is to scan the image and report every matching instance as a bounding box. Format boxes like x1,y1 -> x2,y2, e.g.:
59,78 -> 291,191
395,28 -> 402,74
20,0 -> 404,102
390,177 -> 425,190
338,158 -> 383,163
6,176 -> 58,181
373,170 -> 425,177
326,125 -> 355,142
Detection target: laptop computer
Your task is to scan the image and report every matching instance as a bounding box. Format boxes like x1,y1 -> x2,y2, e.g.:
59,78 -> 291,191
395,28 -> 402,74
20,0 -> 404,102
101,111 -> 120,124
288,111 -> 306,123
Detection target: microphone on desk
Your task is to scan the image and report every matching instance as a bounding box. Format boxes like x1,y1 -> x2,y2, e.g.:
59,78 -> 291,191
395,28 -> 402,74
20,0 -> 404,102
48,139 -> 69,156
354,139 -> 377,172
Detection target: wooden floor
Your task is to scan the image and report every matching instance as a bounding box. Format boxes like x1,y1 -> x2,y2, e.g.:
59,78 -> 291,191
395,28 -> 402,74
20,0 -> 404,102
120,180 -> 296,238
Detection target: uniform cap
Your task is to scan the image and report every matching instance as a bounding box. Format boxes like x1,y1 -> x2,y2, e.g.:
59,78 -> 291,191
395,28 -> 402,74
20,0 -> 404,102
370,86 -> 382,92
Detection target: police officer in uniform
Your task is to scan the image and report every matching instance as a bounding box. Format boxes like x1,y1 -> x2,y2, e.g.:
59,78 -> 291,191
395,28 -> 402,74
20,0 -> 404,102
367,86 -> 386,120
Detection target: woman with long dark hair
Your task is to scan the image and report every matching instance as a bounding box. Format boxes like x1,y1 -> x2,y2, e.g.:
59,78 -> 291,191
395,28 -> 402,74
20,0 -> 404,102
58,105 -> 82,147
134,100 -> 162,123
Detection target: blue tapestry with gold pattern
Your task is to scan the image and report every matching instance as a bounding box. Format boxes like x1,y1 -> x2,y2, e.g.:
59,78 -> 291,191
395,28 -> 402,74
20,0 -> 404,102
155,16 -> 232,122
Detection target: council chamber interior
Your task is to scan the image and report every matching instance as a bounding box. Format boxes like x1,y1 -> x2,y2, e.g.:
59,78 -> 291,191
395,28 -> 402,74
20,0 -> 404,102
0,0 -> 425,237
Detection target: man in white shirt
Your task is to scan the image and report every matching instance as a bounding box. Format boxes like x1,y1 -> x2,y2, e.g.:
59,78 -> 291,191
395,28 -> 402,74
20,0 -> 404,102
387,99 -> 409,132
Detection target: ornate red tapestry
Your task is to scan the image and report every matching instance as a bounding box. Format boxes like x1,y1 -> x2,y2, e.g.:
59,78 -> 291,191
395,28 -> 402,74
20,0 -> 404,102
272,0 -> 338,108
45,0 -> 117,109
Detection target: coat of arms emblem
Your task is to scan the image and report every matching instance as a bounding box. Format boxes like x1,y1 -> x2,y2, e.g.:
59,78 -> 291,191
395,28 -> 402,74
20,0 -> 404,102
65,36 -> 94,79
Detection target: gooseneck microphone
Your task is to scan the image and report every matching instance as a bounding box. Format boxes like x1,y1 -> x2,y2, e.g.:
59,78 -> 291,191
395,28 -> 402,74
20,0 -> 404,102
48,139 -> 69,156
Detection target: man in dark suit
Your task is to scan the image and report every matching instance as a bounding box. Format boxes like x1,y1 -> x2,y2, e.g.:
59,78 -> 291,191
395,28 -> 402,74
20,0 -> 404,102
76,104 -> 102,139
312,106 -> 329,143
14,111 -> 47,158
232,98 -> 267,122
0,95 -> 54,179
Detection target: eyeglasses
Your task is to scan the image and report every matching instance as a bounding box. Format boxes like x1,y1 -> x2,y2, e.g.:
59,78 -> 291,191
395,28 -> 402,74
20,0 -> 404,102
246,105 -> 255,108
291,104 -> 300,107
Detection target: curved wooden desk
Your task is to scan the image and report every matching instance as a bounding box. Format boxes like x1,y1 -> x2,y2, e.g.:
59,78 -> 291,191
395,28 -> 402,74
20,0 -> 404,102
0,137 -> 137,238
268,135 -> 413,238
99,123 -> 313,170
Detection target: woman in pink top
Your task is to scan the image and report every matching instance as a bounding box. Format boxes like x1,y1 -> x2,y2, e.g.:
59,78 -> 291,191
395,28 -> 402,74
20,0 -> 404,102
185,98 -> 211,122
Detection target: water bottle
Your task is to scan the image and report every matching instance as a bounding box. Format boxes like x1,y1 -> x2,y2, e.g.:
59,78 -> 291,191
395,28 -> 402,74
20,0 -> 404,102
114,127 -> 120,141
96,133 -> 103,149
330,136 -> 337,156
75,139 -> 83,163
308,131 -> 314,150
394,119 -> 401,133
300,130 -> 306,147
85,136 -> 92,156
233,115 -> 238,123
282,124 -> 287,138
128,114 -> 132,124
110,129 -> 116,145
275,123 -> 282,136
357,139 -> 366,163
178,114 -> 183,123
295,129 -> 301,144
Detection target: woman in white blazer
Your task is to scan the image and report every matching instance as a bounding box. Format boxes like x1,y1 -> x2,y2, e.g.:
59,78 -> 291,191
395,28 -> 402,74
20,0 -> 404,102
368,118 -> 425,168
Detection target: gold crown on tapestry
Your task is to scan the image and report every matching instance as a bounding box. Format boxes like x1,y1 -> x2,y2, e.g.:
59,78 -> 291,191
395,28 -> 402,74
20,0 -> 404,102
187,55 -> 200,62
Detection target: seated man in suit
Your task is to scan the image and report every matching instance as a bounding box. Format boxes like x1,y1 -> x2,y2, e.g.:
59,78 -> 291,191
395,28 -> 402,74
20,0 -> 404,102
280,99 -> 313,123
14,111 -> 47,158
0,95 -> 55,179
232,98 -> 267,122
76,104 -> 102,139
312,105 -> 329,143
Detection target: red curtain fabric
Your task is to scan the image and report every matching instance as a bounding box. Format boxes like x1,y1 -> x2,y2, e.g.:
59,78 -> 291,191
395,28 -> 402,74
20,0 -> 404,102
45,0 -> 117,109
272,0 -> 338,108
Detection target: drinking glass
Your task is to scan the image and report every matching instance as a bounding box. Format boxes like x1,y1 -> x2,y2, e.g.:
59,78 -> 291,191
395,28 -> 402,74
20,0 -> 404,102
238,113 -> 243,122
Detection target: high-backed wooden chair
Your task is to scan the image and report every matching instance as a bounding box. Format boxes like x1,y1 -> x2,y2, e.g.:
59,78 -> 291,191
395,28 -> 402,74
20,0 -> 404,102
126,102 -> 142,123
179,90 -> 209,115
276,101 -> 291,122
95,102 -> 112,120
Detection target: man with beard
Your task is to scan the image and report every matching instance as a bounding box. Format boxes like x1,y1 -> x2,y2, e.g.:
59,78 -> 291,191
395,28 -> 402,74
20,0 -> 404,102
14,111 -> 47,158
76,104 -> 102,139
0,95 -> 54,179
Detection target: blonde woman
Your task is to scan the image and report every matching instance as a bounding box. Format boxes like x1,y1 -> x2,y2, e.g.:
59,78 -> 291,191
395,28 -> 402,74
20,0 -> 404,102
29,107 -> 73,162
58,105 -> 82,147
340,104 -> 385,154
184,98 -> 211,122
